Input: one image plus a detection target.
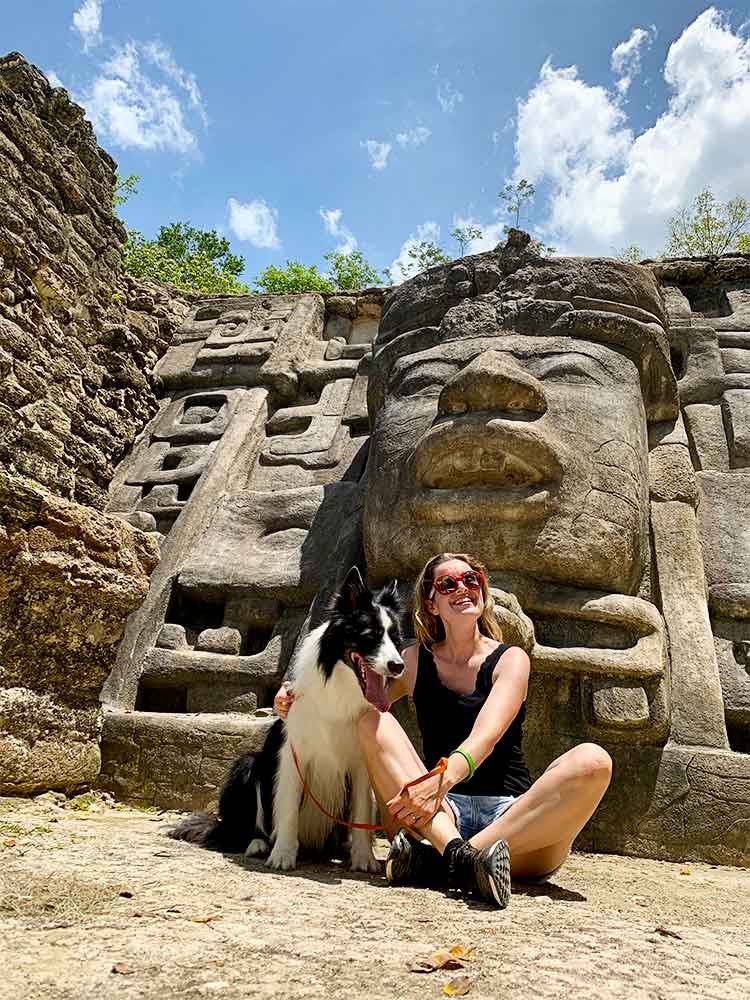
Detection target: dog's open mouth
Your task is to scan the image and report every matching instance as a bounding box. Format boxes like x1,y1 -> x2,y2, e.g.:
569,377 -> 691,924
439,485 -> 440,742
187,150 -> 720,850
351,652 -> 390,713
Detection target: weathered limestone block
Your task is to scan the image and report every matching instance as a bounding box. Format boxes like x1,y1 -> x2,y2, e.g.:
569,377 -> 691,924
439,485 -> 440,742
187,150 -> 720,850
651,500 -> 727,747
195,627 -> 243,655
0,473 -> 159,792
98,711 -> 273,810
180,483 -> 362,603
684,403 -> 730,471
154,295 -> 324,404
721,389 -> 750,467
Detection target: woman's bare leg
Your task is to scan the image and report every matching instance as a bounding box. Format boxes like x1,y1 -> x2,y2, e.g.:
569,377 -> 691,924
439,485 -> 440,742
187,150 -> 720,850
357,708 -> 460,852
468,743 -> 612,878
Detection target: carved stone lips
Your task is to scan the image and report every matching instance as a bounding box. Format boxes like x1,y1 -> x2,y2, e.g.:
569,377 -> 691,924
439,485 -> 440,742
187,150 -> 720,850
412,414 -> 562,520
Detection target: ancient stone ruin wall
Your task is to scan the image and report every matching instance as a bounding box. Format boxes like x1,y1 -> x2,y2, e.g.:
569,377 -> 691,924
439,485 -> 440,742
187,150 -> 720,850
98,232 -> 750,867
0,52 -> 189,509
98,290 -> 383,807
651,254 -> 750,755
0,54 -> 188,794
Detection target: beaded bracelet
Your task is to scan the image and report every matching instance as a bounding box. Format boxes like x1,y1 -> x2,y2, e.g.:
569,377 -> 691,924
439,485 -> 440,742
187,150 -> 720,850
450,747 -> 476,781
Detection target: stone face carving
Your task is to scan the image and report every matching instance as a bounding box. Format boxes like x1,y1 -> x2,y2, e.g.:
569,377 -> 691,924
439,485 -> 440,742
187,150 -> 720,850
361,236 -> 747,864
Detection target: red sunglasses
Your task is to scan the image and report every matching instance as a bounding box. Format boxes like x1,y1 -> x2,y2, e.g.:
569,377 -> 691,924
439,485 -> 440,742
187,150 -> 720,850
429,569 -> 484,598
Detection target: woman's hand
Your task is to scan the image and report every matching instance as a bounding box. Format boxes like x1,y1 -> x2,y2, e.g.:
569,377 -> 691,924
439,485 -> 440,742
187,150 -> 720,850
386,769 -> 447,829
273,681 -> 295,720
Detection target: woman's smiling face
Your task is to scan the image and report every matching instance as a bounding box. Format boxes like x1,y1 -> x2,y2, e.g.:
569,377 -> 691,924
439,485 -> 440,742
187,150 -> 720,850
427,558 -> 485,626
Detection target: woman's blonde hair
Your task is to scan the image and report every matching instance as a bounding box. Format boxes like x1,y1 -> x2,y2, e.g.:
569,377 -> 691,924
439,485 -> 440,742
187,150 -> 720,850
413,552 -> 503,647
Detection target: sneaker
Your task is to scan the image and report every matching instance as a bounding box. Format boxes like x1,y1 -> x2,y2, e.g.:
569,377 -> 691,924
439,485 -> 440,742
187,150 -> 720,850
447,838 -> 511,908
385,831 -> 446,887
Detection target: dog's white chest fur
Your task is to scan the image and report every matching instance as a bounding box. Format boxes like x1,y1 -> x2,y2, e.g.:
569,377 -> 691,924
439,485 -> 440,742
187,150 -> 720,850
266,624 -> 379,872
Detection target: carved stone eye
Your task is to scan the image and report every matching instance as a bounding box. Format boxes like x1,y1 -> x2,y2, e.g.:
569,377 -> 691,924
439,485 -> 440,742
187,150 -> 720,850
732,641 -> 750,668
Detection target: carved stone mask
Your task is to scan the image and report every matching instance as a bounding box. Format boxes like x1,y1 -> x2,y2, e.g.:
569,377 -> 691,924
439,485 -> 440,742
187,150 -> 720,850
364,251 -> 677,593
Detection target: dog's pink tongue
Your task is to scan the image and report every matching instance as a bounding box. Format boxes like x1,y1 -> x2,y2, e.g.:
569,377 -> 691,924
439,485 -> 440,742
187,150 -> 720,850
364,667 -> 390,713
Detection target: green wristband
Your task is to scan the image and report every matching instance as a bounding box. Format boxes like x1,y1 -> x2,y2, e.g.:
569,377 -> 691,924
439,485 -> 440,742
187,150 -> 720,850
450,747 -> 476,782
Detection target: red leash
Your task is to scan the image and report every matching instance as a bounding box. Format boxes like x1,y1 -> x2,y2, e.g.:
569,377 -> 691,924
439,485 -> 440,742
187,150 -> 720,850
290,744 -> 449,832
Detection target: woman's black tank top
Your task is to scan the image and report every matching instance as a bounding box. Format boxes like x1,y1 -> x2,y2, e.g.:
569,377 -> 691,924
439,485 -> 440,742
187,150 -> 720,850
412,643 -> 533,797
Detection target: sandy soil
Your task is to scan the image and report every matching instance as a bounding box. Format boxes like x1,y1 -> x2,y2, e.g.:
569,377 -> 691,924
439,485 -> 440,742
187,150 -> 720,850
2,793 -> 749,1000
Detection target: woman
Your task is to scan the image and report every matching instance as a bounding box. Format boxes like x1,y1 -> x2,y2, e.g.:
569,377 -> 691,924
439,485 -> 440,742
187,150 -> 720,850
275,552 -> 612,908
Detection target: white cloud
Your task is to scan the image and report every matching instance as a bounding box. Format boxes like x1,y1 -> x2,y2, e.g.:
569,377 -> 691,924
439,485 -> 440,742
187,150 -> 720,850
320,208 -> 357,254
437,81 -> 464,113
513,8 -> 750,257
45,69 -> 65,89
228,197 -> 280,249
390,221 -> 443,282
395,126 -> 431,147
141,40 -> 208,126
71,0 -> 102,52
360,139 -> 392,170
82,41 -> 205,153
611,25 -> 656,95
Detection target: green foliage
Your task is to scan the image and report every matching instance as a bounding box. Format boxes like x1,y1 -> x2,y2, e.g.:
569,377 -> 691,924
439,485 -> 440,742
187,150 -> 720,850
396,240 -> 452,281
123,222 -> 248,295
113,173 -> 140,211
323,249 -> 382,291
451,225 -> 483,256
500,178 -> 536,227
665,189 -> 750,257
617,244 -> 644,263
254,260 -> 334,294
528,237 -> 556,257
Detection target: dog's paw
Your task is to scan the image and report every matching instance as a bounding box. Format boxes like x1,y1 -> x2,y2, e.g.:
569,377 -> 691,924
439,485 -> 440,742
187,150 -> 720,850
266,844 -> 298,870
245,837 -> 269,857
350,848 -> 381,874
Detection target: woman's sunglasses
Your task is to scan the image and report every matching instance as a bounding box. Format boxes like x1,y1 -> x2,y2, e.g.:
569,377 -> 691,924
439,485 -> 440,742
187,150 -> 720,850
429,569 -> 484,598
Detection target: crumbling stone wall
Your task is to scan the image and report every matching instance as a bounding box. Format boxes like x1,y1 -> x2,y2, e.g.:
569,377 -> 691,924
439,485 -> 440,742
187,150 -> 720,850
0,52 -> 188,793
0,52 -> 189,509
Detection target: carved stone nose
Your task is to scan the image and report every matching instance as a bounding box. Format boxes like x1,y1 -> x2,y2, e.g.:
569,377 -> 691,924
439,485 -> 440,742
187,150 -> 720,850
438,351 -> 547,416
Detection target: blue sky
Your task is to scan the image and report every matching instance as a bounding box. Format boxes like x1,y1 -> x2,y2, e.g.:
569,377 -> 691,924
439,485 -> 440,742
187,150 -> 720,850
8,2 -> 750,283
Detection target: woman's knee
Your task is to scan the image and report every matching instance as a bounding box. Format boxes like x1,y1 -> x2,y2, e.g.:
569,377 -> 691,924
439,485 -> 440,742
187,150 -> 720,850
567,743 -> 612,790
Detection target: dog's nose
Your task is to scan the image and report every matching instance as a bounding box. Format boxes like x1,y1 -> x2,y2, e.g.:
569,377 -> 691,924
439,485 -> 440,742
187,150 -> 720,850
388,660 -> 404,676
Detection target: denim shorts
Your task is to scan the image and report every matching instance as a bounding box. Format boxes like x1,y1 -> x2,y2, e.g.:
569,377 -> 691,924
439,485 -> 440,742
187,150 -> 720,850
445,792 -> 517,840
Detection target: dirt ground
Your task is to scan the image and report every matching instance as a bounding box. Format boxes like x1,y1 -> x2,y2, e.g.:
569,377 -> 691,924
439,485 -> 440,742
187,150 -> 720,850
2,794 -> 749,1000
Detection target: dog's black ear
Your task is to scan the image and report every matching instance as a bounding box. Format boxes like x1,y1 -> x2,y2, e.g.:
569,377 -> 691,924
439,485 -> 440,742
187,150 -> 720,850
376,579 -> 401,613
334,566 -> 367,612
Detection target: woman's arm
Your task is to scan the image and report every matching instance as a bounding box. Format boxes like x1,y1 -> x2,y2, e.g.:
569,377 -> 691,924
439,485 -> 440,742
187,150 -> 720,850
442,645 -> 530,788
386,643 -> 418,703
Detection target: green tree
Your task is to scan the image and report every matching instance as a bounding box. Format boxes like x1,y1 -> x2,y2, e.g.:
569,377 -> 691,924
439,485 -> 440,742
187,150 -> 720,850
398,240 -> 451,280
500,178 -> 536,227
617,244 -> 643,263
113,173 -> 140,211
254,260 -> 334,294
665,189 -> 750,257
323,249 -> 382,291
451,225 -> 483,256
124,222 -> 249,294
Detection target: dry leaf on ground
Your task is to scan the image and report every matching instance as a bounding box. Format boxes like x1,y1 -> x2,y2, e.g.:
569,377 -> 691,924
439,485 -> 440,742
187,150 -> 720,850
409,945 -> 475,973
679,867 -> 692,875
111,963 -> 134,975
190,914 -> 224,923
442,976 -> 472,996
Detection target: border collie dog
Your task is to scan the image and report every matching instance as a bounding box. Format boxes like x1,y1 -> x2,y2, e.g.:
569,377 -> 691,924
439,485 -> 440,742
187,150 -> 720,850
169,567 -> 403,872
